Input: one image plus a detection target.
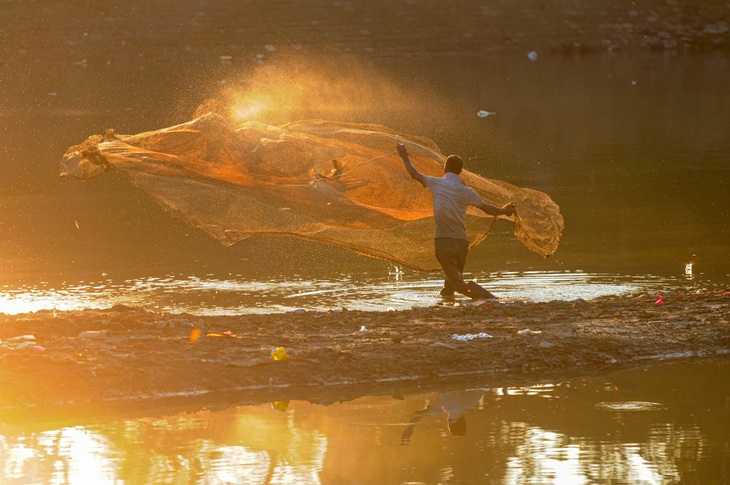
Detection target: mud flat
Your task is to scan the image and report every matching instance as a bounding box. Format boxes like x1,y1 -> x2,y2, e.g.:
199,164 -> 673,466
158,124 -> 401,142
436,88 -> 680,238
1,290 -> 727,420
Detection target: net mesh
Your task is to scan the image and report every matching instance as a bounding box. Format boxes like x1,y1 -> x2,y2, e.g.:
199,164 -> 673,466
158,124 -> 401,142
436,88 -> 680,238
60,109 -> 563,271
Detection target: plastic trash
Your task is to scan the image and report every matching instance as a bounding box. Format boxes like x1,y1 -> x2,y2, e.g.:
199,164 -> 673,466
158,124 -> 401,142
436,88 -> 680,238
6,335 -> 36,342
78,330 -> 109,338
527,50 -> 538,61
8,342 -> 45,351
517,329 -> 542,335
207,331 -> 237,338
655,299 -> 664,306
271,347 -> 289,361
477,110 -> 496,118
452,332 -> 492,341
359,325 -> 369,333
2,335 -> 39,351
271,400 -> 290,412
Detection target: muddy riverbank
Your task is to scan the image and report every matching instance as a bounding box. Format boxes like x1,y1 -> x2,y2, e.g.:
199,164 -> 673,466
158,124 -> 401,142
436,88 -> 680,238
1,290 -> 727,420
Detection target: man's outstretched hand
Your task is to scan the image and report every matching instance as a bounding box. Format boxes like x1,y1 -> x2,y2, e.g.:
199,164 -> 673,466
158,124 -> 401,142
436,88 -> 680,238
396,143 -> 409,160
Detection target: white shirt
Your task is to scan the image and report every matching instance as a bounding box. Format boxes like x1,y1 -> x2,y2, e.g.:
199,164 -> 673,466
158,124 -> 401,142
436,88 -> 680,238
423,172 -> 483,240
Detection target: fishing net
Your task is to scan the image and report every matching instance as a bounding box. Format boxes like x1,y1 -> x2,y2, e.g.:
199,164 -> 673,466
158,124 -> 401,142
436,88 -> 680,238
60,107 -> 563,271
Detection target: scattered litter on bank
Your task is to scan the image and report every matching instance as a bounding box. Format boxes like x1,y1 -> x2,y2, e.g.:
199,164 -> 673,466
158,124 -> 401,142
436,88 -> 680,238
207,331 -> 237,338
0,335 -> 45,351
78,330 -> 109,338
271,347 -> 289,361
452,332 -> 492,341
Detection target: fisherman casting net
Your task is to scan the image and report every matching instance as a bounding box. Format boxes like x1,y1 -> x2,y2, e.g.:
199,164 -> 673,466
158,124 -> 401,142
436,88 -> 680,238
60,106 -> 563,271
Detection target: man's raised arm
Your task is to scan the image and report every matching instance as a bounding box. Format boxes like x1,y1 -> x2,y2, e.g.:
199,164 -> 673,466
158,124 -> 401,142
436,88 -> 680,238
397,143 -> 427,188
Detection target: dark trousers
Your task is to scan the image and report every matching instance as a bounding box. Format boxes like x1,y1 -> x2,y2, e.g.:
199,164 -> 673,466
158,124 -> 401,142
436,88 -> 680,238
434,238 -> 494,299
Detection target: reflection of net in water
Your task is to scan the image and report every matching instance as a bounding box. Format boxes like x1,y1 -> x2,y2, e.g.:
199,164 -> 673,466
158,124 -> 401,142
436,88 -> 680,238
59,108 -> 563,271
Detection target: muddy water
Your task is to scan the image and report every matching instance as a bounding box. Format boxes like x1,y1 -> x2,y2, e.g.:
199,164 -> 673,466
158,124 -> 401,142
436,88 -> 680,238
1,358 -> 727,484
1,52 -> 728,314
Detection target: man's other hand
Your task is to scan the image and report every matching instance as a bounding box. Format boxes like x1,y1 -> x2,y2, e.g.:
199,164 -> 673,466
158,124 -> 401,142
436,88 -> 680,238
502,202 -> 516,217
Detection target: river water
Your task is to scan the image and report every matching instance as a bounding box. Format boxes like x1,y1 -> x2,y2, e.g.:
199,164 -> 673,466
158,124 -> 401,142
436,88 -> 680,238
1,23 -> 729,484
0,52 -> 728,315
1,357 -> 727,484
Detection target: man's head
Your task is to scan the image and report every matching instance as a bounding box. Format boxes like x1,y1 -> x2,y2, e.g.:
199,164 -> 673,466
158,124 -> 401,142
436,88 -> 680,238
444,155 -> 464,175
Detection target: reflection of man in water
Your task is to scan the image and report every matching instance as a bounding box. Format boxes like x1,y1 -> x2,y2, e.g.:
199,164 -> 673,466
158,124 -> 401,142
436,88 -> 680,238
397,143 -> 515,299
401,389 -> 487,444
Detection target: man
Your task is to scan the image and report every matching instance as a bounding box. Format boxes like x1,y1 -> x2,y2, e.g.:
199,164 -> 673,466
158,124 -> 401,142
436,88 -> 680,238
401,389 -> 488,444
397,143 -> 514,299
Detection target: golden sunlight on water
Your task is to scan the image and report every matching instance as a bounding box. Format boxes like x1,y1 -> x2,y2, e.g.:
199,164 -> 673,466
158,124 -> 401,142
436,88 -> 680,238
0,271 -> 659,316
0,292 -> 68,316
1,358 -> 726,483
0,415 -> 686,484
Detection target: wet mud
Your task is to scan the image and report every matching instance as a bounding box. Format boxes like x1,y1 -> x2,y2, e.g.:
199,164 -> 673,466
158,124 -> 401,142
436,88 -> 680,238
1,291 -> 727,420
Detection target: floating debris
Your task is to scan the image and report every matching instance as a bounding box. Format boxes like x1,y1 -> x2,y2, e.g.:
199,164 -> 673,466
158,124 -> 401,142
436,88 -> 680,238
684,262 -> 693,276
596,401 -> 666,412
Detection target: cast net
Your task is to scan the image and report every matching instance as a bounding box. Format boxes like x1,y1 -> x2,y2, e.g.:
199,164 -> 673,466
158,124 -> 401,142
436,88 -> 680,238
60,107 -> 563,271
